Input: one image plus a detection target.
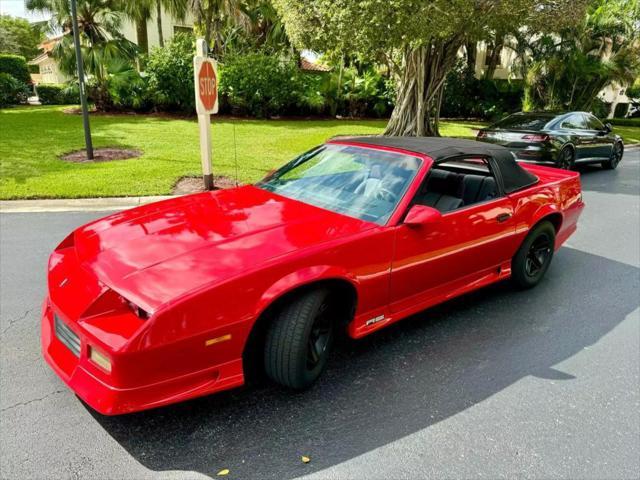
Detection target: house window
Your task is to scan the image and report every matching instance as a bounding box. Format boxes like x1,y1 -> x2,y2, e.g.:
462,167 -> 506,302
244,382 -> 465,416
173,25 -> 193,35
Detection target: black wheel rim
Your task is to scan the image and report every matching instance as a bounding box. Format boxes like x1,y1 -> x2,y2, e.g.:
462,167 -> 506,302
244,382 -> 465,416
525,233 -> 552,277
306,302 -> 332,370
559,149 -> 573,170
612,144 -> 622,167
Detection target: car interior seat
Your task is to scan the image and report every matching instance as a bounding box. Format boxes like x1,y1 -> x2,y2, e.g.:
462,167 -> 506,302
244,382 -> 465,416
416,169 -> 464,212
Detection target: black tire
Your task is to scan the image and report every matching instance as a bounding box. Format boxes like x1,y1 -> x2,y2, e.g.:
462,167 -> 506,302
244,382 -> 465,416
511,221 -> 556,289
557,146 -> 575,170
264,289 -> 335,390
601,142 -> 623,170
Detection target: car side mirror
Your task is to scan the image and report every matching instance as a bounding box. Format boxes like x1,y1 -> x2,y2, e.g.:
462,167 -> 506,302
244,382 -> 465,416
604,122 -> 612,133
404,205 -> 442,228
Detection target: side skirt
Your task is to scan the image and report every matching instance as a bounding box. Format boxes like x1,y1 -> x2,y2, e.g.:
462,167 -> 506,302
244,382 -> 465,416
348,261 -> 512,339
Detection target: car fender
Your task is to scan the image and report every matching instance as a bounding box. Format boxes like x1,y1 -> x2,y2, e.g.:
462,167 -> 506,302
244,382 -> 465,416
530,203 -> 563,231
252,265 -> 359,319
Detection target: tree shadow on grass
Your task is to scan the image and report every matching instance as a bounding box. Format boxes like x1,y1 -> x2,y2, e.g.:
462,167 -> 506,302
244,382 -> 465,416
90,247 -> 639,479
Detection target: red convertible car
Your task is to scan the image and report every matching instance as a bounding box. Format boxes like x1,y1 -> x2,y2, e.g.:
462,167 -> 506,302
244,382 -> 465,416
42,137 -> 584,415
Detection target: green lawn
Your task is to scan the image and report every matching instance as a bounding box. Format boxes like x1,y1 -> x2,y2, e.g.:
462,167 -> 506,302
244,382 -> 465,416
614,125 -> 640,145
1,106 -> 638,200
0,106 -> 485,199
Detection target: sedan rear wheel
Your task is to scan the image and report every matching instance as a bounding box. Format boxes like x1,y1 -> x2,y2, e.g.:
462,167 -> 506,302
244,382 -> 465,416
264,289 -> 335,390
557,146 -> 575,170
602,142 -> 623,170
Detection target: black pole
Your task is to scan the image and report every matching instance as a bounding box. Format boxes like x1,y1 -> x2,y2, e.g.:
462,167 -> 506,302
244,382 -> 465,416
70,0 -> 94,159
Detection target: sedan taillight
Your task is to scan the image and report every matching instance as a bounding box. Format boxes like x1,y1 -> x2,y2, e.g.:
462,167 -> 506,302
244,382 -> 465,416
522,134 -> 550,142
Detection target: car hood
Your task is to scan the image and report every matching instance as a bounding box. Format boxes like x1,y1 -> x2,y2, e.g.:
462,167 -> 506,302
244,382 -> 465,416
72,186 -> 372,311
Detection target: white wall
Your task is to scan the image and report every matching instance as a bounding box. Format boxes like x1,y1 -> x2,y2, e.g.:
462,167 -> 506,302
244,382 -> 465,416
121,7 -> 194,51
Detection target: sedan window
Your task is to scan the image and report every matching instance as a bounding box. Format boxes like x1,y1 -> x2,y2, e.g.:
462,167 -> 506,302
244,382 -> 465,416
561,114 -> 587,130
584,114 -> 605,131
491,113 -> 554,131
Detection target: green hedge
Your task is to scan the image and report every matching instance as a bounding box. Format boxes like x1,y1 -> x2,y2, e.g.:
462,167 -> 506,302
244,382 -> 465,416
0,72 -> 29,107
0,54 -> 31,84
219,53 -> 310,117
607,117 -> 640,127
36,83 -> 79,105
146,33 -> 195,112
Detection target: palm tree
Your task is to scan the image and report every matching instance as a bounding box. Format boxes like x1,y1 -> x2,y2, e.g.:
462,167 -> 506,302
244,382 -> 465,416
244,0 -> 290,52
122,1 -> 153,55
189,0 -> 248,55
26,0 -> 138,109
122,0 -> 188,54
155,0 -> 188,47
521,0 -> 640,111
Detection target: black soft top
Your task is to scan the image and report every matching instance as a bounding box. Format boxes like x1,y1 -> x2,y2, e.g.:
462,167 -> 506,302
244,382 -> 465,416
335,136 -> 539,194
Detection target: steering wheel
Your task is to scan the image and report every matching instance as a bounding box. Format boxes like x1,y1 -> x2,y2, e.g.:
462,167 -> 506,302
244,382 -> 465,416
376,187 -> 397,203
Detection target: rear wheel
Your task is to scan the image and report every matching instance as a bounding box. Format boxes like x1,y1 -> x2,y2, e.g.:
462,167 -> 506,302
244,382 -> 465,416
557,146 -> 575,170
601,142 -> 623,170
264,289 -> 335,389
511,221 -> 556,289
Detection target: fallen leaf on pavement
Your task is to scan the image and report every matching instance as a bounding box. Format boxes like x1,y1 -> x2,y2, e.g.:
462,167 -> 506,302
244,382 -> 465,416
217,469 -> 230,476
301,456 -> 311,464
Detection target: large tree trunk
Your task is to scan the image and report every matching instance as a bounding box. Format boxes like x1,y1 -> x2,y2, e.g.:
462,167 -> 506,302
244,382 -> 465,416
384,38 -> 463,136
136,20 -> 149,55
156,1 -> 164,48
465,41 -> 477,72
483,38 -> 504,80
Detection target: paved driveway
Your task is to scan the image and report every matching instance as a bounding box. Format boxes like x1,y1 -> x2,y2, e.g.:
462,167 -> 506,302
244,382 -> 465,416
1,152 -> 639,479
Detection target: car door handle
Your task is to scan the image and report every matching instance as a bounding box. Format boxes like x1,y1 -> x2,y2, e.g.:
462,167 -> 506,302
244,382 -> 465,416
496,213 -> 512,223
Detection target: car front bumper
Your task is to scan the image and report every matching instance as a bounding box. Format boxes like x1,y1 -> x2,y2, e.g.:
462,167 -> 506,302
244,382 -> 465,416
41,297 -> 244,415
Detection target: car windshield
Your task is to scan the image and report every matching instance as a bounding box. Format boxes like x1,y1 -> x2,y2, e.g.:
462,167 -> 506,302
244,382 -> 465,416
492,113 -> 555,131
256,144 -> 422,225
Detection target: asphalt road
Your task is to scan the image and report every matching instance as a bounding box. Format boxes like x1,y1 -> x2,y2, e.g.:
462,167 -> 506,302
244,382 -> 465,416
1,152 -> 639,480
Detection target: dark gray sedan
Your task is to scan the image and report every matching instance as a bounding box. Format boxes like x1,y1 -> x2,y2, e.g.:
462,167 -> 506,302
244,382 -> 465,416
476,111 -> 624,170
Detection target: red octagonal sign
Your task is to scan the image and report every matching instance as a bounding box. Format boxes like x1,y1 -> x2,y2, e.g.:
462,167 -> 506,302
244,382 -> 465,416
198,61 -> 217,112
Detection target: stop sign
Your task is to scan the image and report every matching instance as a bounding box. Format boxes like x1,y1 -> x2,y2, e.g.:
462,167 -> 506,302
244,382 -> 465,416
198,61 -> 217,111
194,56 -> 218,114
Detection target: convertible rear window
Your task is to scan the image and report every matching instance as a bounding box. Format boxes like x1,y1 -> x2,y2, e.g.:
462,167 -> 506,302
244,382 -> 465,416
256,144 -> 422,225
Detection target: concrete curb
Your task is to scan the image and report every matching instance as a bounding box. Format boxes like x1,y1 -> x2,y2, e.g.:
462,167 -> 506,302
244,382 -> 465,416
0,195 -> 174,213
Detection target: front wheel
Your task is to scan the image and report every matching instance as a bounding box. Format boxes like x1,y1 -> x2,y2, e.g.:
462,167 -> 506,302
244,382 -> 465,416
511,221 -> 556,289
264,289 -> 335,390
601,142 -> 623,170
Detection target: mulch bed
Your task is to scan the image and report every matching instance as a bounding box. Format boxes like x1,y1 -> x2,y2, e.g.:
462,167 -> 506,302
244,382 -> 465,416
60,147 -> 142,163
172,175 -> 241,195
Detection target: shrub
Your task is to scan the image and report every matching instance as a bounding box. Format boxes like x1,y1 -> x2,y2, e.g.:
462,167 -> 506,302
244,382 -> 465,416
590,98 -> 610,119
0,54 -> 31,84
0,72 -> 29,107
36,84 -> 63,105
606,117 -> 640,127
219,53 -> 307,117
60,82 -> 80,104
442,61 -> 523,120
146,33 -> 195,112
107,72 -> 153,111
36,83 -> 80,105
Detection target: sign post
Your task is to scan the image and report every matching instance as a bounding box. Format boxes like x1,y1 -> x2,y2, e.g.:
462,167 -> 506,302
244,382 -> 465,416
193,39 -> 219,190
